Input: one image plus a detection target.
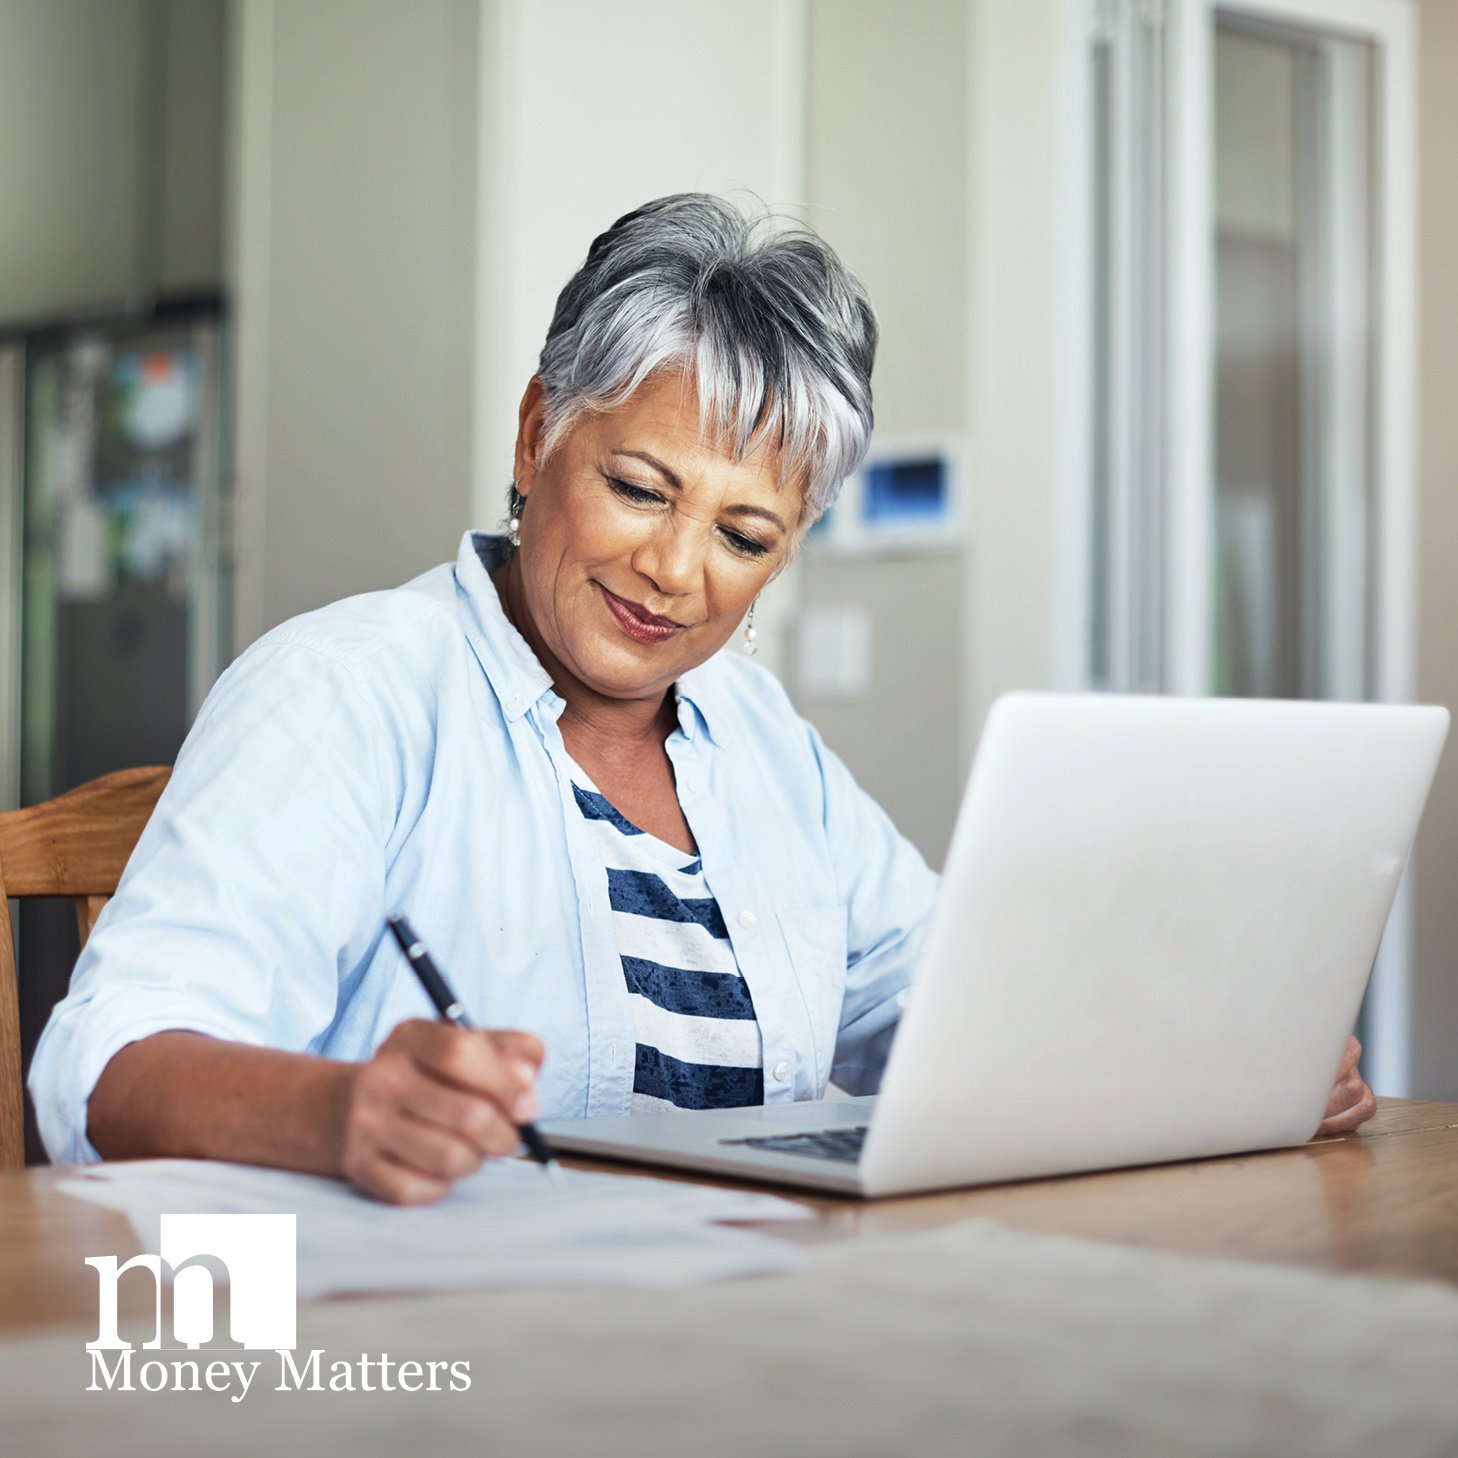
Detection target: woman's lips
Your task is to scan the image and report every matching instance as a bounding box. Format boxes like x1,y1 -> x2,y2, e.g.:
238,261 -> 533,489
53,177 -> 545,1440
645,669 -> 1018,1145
596,584 -> 686,644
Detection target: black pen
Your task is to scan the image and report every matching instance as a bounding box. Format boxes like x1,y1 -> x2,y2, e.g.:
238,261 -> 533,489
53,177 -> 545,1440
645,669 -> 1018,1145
385,912 -> 562,1181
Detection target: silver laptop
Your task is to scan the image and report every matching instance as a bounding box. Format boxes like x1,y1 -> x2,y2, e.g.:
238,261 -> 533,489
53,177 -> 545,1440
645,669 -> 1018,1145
540,692 -> 1449,1197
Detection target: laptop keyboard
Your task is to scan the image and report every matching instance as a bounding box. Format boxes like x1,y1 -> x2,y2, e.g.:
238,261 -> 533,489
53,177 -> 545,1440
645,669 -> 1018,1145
719,1125 -> 870,1164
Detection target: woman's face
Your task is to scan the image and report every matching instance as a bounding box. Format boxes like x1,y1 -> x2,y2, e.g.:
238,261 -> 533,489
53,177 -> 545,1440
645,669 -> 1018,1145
507,370 -> 803,707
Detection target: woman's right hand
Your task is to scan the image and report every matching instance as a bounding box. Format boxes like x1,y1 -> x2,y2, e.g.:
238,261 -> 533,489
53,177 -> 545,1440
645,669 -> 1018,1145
337,1019 -> 544,1205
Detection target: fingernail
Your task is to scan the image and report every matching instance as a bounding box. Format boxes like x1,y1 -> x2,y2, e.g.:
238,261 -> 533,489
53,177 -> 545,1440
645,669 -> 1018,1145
513,1088 -> 540,1122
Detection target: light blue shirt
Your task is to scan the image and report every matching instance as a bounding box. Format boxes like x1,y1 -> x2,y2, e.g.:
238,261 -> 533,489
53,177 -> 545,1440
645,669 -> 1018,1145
30,532 -> 939,1166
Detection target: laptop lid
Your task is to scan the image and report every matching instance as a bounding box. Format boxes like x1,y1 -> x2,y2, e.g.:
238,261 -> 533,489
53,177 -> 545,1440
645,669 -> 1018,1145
858,693 -> 1448,1196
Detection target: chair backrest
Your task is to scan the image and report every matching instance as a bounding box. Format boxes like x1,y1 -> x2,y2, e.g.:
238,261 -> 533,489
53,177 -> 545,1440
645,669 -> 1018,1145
0,766 -> 171,1169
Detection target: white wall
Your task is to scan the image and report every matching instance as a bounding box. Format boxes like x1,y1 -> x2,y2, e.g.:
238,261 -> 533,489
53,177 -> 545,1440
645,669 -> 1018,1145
227,0 -> 480,646
0,0 -> 225,324
803,0 -> 971,438
792,0 -> 973,867
0,0 -> 143,320
964,0 -> 1082,747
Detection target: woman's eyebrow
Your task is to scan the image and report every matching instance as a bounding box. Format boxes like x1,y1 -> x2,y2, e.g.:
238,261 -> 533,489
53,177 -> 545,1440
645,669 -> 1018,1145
724,503 -> 787,533
609,450 -> 682,488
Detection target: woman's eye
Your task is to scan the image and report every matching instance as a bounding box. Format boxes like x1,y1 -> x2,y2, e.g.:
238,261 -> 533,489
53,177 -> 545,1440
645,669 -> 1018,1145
723,529 -> 770,558
608,477 -> 661,506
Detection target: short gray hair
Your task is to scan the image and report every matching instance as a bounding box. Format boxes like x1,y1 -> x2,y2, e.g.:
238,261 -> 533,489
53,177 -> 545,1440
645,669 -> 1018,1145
533,194 -> 877,525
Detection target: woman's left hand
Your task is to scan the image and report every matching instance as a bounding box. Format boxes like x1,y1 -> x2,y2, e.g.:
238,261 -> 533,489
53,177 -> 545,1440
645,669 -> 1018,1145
1315,1035 -> 1377,1135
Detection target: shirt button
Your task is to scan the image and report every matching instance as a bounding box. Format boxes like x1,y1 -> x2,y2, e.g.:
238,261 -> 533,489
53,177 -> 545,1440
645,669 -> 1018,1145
689,776 -> 706,794
737,910 -> 757,930
773,1061 -> 791,1082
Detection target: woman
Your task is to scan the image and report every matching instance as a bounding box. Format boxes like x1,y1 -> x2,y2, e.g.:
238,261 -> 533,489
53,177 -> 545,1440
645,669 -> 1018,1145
30,195 -> 1375,1203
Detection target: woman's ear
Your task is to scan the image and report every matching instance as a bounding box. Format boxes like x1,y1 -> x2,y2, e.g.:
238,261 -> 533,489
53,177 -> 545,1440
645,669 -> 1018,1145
512,377 -> 550,495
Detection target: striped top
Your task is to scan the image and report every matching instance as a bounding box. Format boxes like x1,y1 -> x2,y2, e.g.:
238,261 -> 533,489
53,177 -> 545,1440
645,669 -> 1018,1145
570,776 -> 765,1112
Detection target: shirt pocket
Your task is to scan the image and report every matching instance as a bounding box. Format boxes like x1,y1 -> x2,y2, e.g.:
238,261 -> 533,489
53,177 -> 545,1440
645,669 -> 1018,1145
775,904 -> 849,1095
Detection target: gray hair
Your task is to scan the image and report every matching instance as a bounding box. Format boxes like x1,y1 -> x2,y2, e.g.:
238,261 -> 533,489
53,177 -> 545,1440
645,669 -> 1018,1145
531,194 -> 877,525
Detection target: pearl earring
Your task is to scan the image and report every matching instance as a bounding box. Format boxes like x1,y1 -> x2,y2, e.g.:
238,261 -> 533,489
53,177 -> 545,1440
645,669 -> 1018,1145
743,598 -> 759,656
507,482 -> 523,550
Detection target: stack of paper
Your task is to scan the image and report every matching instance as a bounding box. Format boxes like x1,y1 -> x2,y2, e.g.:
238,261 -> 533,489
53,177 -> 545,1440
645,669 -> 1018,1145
59,1157 -> 813,1296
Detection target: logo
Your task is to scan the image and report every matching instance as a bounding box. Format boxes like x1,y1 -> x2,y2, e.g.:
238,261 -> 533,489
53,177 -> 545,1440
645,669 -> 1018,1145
84,1213 -> 471,1399
87,1212 -> 296,1352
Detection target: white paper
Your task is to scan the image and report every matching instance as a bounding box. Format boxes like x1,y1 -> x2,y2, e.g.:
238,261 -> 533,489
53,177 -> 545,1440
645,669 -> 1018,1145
59,1157 -> 813,1297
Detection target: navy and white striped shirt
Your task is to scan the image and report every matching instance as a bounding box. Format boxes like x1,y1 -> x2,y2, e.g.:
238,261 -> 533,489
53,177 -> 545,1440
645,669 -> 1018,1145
571,777 -> 765,1112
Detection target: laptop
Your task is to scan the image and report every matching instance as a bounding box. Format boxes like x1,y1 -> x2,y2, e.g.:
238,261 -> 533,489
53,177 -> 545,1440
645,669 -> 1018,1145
539,692 -> 1449,1197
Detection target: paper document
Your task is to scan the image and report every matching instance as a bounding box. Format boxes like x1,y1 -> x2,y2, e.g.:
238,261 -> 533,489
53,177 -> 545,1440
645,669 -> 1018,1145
60,1157 -> 813,1297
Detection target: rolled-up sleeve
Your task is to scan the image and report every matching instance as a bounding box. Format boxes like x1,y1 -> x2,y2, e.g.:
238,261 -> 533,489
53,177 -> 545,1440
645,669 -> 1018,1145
28,638 -> 395,1166
806,725 -> 941,1094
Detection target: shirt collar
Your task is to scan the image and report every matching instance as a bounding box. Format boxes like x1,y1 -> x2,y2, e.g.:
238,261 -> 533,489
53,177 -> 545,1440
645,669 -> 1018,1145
453,532 -> 557,723
453,529 -> 728,747
674,662 -> 727,748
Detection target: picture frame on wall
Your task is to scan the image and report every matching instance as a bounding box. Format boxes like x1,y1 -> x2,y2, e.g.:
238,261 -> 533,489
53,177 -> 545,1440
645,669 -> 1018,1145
809,433 -> 966,556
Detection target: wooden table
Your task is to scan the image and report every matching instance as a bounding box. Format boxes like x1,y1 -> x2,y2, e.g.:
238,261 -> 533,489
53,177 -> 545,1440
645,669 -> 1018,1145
4,1097 -> 1457,1336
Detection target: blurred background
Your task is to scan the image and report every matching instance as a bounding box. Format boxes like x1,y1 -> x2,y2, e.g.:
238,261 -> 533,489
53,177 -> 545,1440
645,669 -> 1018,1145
1,0 -> 1454,1146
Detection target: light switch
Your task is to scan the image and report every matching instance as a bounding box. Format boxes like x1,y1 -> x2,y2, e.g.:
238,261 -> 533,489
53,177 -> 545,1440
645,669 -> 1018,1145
797,605 -> 872,699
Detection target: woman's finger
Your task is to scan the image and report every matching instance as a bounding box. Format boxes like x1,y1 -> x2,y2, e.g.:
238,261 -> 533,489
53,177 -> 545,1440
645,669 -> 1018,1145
1324,1071 -> 1365,1120
358,1149 -> 454,1207
398,1020 -> 534,1110
372,1105 -> 488,1183
1316,1081 -> 1377,1136
397,1073 -> 524,1158
1335,1034 -> 1362,1080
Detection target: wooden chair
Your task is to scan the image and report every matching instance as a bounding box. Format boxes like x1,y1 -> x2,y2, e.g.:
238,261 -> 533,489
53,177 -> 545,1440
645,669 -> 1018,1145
0,766 -> 171,1169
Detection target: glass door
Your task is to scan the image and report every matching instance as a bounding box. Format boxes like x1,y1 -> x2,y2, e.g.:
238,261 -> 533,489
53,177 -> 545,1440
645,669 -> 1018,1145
1213,15 -> 1375,702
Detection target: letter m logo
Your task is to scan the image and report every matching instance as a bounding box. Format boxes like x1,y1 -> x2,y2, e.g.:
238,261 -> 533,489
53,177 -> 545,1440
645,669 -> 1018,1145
86,1213 -> 296,1351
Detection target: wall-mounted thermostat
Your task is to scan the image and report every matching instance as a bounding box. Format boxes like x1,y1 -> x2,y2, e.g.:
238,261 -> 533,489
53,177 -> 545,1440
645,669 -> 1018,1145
809,434 -> 966,556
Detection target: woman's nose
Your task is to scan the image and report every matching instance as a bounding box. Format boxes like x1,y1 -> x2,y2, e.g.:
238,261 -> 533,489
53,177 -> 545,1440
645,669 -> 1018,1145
632,517 -> 704,596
